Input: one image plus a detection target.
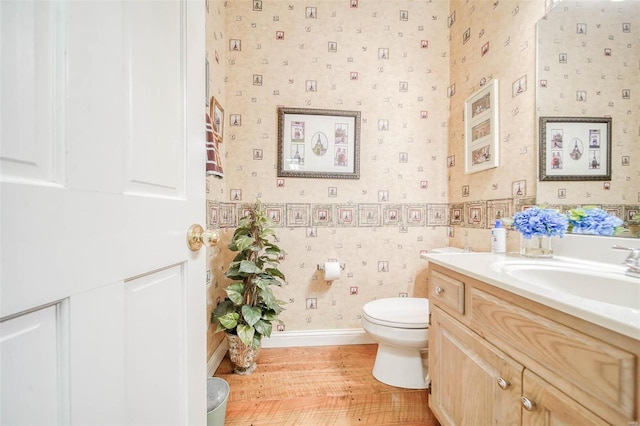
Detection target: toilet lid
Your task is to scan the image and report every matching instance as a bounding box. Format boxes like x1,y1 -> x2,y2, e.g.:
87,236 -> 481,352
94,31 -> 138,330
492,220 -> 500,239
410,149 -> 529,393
362,297 -> 429,328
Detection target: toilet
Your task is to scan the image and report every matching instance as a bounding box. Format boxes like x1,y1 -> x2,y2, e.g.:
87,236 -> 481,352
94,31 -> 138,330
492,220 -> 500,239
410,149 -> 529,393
361,297 -> 430,389
361,247 -> 463,389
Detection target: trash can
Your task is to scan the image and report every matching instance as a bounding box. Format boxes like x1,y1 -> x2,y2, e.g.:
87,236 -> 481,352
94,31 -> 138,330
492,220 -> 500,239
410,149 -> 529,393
207,377 -> 229,426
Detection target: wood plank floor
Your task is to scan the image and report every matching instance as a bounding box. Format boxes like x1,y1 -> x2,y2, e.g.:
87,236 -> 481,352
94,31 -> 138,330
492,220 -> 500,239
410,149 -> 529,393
214,344 -> 440,426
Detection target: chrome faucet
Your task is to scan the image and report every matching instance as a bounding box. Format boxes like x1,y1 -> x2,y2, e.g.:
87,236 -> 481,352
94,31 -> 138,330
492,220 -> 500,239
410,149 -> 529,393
612,245 -> 640,277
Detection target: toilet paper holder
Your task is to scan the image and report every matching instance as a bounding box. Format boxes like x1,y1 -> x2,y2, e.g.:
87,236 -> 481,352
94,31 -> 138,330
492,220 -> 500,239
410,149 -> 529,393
317,262 -> 346,271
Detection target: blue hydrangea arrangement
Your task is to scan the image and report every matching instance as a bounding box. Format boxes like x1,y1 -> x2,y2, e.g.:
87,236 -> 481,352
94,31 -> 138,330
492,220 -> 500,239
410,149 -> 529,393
513,206 -> 568,239
566,207 -> 623,236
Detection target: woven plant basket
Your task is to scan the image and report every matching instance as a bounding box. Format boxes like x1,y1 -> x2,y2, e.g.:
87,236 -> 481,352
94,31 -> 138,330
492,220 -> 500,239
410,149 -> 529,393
226,333 -> 260,375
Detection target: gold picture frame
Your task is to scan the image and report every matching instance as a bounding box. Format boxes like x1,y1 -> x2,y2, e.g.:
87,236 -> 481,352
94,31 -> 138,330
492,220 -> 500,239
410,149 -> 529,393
210,96 -> 224,140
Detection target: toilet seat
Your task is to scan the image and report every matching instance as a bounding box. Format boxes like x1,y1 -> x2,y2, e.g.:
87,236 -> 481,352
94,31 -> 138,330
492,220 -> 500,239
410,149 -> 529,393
362,297 -> 429,329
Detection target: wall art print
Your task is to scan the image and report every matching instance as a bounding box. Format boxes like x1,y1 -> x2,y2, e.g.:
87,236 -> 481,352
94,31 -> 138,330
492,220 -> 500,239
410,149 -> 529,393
277,107 -> 361,179
464,79 -> 499,174
210,97 -> 224,140
539,116 -> 612,181
206,96 -> 225,178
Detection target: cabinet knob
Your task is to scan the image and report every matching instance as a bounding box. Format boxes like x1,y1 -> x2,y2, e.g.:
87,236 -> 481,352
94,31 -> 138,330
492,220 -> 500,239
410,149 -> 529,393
435,286 -> 444,295
521,396 -> 536,411
497,377 -> 510,390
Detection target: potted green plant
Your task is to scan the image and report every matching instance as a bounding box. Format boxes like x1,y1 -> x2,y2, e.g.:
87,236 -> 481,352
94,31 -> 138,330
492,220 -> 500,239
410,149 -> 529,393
211,200 -> 286,374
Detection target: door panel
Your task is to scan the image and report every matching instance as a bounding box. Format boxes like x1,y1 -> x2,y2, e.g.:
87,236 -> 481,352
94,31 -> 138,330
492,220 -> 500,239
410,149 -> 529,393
1,305 -> 68,425
0,0 -> 61,184
1,1 -> 206,424
125,265 -> 186,426
126,1 -> 184,196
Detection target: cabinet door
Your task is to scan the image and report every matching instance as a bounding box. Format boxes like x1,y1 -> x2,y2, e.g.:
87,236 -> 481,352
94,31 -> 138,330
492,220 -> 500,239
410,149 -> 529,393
429,307 -> 523,426
522,370 -> 609,426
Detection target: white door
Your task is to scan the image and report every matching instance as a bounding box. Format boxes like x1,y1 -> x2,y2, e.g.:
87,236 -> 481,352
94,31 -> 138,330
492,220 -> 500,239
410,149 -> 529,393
1,1 -> 206,425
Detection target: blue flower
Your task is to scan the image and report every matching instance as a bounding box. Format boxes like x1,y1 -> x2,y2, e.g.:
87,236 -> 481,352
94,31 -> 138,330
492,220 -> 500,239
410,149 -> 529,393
513,206 -> 568,239
567,207 -> 623,236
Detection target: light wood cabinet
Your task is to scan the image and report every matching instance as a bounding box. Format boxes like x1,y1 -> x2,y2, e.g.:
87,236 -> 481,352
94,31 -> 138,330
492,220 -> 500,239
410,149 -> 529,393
428,264 -> 640,426
522,370 -> 610,426
430,307 -> 523,425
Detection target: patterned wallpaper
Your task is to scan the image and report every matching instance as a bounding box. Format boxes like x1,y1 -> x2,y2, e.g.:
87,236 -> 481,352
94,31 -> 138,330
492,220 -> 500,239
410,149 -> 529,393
446,0 -> 639,249
446,0 -> 545,250
205,0 -> 227,357
205,0 -> 452,356
536,1 -> 640,214
204,0 -> 638,359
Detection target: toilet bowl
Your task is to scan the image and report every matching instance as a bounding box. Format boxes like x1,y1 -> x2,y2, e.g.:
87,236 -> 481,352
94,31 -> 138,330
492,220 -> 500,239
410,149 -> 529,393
361,297 -> 429,389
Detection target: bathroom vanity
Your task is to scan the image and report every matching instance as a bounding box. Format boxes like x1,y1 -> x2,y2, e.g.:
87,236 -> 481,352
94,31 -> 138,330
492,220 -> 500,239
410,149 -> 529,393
422,247 -> 640,425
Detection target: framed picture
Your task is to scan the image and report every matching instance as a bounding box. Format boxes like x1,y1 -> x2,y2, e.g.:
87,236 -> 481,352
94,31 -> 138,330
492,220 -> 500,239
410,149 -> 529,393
464,79 -> 499,174
210,97 -> 224,140
539,116 -> 612,181
277,107 -> 361,179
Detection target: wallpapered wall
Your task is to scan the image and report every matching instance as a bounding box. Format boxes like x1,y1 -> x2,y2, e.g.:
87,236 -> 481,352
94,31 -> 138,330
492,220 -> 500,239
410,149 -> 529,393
446,0 -> 545,250
205,0 -> 227,358
205,0 -> 452,357
536,1 -> 640,220
204,0 -> 637,360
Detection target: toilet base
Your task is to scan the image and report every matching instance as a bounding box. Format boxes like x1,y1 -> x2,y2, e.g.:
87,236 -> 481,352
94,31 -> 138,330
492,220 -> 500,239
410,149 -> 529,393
372,344 -> 429,389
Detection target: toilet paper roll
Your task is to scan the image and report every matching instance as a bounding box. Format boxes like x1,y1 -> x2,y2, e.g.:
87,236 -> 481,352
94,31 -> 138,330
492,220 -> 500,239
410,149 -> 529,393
324,261 -> 341,281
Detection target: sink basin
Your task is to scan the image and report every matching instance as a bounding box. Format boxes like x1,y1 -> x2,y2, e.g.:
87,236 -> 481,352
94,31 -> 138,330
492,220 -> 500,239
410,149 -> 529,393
493,260 -> 640,310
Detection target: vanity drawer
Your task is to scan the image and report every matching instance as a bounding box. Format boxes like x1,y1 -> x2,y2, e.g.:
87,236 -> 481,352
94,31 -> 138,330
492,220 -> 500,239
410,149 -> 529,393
430,270 -> 464,315
470,288 -> 635,420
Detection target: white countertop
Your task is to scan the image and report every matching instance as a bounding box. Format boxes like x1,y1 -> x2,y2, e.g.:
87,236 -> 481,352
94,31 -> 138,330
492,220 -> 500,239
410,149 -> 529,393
421,251 -> 640,341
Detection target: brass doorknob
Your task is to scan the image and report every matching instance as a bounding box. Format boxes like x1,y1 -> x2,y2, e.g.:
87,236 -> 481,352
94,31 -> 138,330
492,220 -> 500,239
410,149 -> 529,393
186,224 -> 219,251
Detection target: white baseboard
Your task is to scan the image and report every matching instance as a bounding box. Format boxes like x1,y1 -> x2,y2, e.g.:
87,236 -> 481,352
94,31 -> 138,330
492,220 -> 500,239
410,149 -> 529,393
261,328 -> 374,348
207,338 -> 229,377
206,328 -> 374,374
